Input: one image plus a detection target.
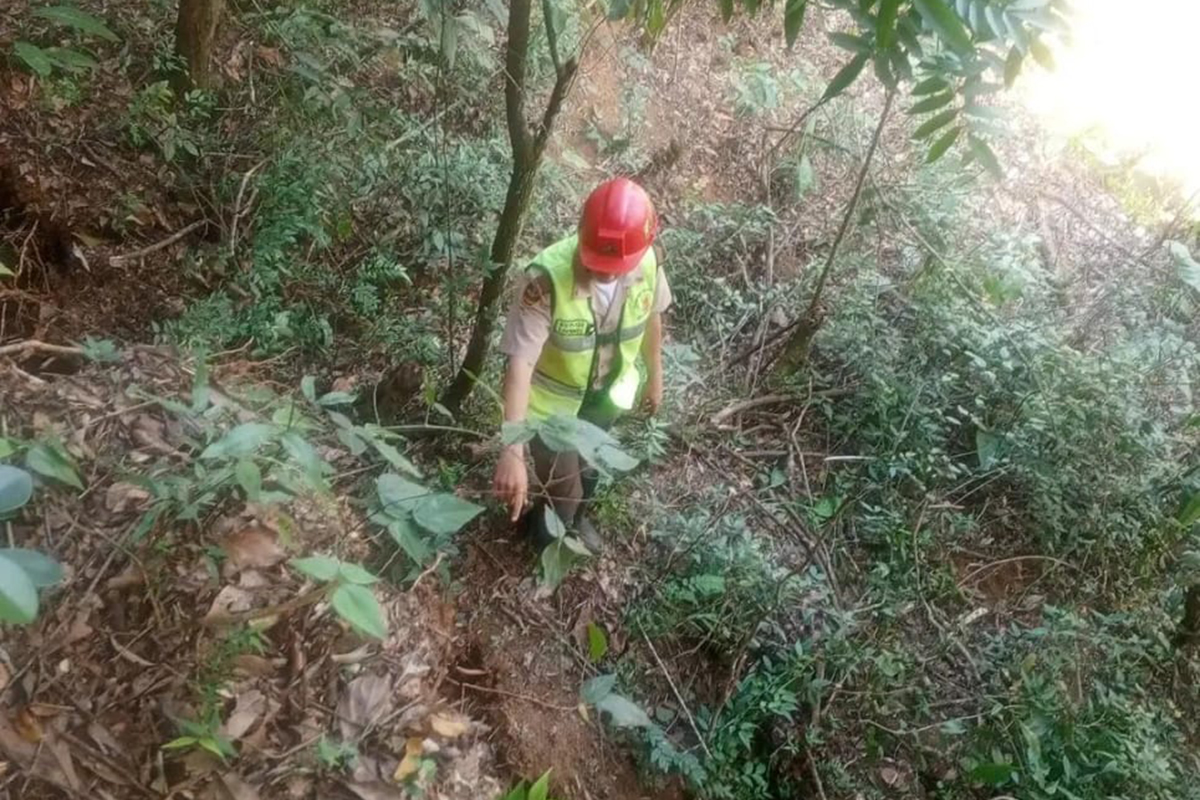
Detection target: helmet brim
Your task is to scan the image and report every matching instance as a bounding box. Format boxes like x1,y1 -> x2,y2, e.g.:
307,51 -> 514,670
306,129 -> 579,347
578,243 -> 651,275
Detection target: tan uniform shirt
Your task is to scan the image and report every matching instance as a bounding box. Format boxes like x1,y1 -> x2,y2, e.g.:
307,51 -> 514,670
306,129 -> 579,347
501,250 -> 673,390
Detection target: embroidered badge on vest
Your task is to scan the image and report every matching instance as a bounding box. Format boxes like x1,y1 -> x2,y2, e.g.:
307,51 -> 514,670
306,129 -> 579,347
554,318 -> 594,337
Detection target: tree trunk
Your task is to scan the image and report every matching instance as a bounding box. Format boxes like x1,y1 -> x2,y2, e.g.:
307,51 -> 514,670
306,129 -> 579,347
1175,584 -> 1200,649
175,0 -> 223,91
441,0 -> 577,412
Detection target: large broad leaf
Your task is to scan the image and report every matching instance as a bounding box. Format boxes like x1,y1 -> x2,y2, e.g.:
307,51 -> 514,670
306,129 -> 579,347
32,6 -> 120,41
338,562 -> 379,585
913,107 -> 958,139
0,548 -> 63,587
0,465 -> 34,515
13,42 -> 52,76
543,505 -> 567,540
581,673 -> 617,704
876,0 -> 901,50
25,443 -> 84,490
234,459 -> 262,501
540,540 -> 578,590
911,76 -> 950,96
413,493 -> 484,535
377,473 -> 428,515
45,46 -> 98,72
595,694 -> 653,728
1029,38 -> 1055,70
976,429 -> 1001,470
783,0 -> 807,48
366,434 -> 422,479
201,423 -> 277,460
385,515 -> 433,566
527,770 -> 552,800
331,583 -> 387,639
290,555 -> 341,582
281,431 -> 331,490
1180,493 -> 1200,529
0,553 -> 39,624
969,761 -> 1017,786
909,92 -> 954,114
820,52 -> 869,102
913,0 -> 972,52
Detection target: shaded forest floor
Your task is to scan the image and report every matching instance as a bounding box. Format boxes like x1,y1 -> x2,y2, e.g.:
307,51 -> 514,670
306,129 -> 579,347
3,0 -> 1200,799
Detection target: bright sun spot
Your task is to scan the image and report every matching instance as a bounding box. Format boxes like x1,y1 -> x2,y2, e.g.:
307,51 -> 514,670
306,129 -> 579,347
1018,0 -> 1200,201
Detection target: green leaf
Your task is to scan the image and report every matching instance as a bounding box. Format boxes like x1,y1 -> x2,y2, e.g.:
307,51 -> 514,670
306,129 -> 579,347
235,459 -> 262,501
385,515 -> 433,566
968,135 -> 1002,178
0,548 -> 64,587
338,562 -> 380,585
719,0 -> 734,23
0,553 -> 39,624
162,736 -> 199,751
528,770 -> 551,800
331,583 -> 387,639
32,6 -> 119,41
0,465 -> 34,515
783,0 -> 807,47
913,107 -> 958,139
25,442 -> 84,490
377,473 -> 428,515
44,46 -> 98,72
301,376 -> 317,402
368,437 -> 422,479
581,673 -> 617,704
925,125 -> 962,162
317,391 -> 356,407
290,555 -> 340,582
970,761 -> 1017,786
201,423 -> 277,460
911,76 -> 949,96
606,0 -> 630,20
413,493 -> 484,535
913,0 -> 972,52
13,41 -> 53,76
561,535 -> 591,556
830,32 -> 872,53
1003,46 -> 1024,87
1029,38 -> 1055,70
820,52 -> 870,102
540,540 -> 578,590
587,622 -> 608,662
543,505 -> 567,540
281,432 -> 331,483
338,428 -> 369,456
1180,493 -> 1200,529
595,694 -> 653,728
0,261 -> 13,278
908,91 -> 954,114
501,421 -> 537,447
876,0 -> 901,50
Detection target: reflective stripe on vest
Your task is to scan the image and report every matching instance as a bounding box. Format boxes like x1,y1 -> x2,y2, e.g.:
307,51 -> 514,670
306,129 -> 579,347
526,234 -> 657,421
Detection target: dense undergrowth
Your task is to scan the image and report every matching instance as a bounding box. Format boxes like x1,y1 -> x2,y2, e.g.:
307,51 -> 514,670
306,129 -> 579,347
4,0 -> 1200,798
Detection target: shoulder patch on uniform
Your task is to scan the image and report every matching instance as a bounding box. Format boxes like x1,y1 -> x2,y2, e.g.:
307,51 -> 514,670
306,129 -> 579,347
522,274 -> 550,307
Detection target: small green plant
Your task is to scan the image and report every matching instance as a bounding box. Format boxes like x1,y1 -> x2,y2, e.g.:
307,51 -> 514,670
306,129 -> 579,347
10,5 -> 117,79
126,81 -> 214,161
288,555 -> 389,639
162,715 -> 236,761
315,735 -> 358,771
501,769 -> 562,800
0,466 -> 66,625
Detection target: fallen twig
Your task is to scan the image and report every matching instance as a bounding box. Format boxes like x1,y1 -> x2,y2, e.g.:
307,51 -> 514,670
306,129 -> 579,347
711,393 -> 796,426
108,220 -> 205,267
0,339 -> 83,358
642,631 -> 714,760
450,680 -> 577,711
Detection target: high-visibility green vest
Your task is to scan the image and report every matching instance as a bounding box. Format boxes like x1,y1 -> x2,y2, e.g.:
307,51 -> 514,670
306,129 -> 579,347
526,234 -> 658,421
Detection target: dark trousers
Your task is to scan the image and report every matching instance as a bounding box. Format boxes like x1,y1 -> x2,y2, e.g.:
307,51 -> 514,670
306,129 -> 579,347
527,391 -> 620,537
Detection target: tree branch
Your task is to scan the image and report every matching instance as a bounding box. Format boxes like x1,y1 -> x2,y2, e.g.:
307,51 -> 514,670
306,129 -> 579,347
504,0 -> 533,161
541,0 -> 563,76
533,57 -> 578,155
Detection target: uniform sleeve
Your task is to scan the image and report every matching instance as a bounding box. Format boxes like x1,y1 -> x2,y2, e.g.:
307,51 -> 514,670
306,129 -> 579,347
500,271 -> 552,367
653,263 -> 673,314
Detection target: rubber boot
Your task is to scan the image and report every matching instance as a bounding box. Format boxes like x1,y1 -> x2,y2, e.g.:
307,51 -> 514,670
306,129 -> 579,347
524,501 -> 557,550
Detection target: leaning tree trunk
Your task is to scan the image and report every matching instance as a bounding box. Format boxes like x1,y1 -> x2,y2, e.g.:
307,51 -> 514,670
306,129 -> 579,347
175,0 -> 224,91
441,0 -> 577,412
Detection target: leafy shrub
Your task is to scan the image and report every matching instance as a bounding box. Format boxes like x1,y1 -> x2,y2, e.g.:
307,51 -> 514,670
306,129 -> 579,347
0,465 -> 66,624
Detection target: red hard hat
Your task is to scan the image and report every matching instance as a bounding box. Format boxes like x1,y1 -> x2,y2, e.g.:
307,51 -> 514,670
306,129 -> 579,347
578,177 -> 657,275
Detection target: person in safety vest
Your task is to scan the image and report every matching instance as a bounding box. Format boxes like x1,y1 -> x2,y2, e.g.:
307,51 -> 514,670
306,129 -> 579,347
492,177 -> 672,551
